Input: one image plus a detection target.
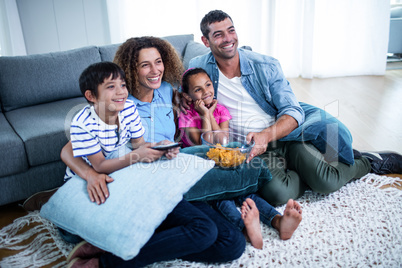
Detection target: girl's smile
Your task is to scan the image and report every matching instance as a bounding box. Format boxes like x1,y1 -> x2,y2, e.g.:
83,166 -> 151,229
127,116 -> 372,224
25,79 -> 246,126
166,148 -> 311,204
187,73 -> 215,105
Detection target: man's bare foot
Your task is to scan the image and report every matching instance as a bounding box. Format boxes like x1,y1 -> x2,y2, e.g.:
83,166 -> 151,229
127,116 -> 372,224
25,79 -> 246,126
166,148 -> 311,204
274,199 -> 302,240
241,198 -> 263,249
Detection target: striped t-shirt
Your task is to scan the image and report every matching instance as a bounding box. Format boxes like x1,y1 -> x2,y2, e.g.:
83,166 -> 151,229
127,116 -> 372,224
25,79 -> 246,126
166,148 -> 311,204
64,99 -> 145,180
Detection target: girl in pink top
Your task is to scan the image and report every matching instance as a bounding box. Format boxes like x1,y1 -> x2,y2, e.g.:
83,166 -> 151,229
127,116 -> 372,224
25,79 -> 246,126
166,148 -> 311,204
178,68 -> 231,147
179,68 -> 302,249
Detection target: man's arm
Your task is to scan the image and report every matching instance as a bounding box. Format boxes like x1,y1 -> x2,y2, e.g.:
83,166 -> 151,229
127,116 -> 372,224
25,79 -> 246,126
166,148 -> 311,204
246,114 -> 298,162
60,141 -> 114,205
268,58 -> 304,126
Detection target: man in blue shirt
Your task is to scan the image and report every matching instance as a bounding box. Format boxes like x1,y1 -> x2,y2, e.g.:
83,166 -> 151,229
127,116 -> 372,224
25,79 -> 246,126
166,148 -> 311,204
185,10 -> 402,206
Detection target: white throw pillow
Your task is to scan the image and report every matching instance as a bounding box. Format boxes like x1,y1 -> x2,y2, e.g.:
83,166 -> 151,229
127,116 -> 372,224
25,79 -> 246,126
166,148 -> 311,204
40,153 -> 214,260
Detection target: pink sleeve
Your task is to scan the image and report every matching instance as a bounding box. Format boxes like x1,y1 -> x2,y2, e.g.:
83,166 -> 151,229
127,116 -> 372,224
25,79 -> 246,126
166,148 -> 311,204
214,103 -> 232,125
178,108 -> 200,129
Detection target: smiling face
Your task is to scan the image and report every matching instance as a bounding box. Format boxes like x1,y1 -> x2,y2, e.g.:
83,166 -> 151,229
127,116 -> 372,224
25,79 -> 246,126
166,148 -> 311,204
187,73 -> 215,105
137,47 -> 165,93
202,17 -> 238,61
87,74 -> 128,123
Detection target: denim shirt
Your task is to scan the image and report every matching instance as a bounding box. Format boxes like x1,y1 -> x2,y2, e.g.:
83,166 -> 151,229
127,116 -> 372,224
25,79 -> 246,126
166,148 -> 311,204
127,81 -> 176,143
189,49 -> 354,165
189,49 -> 305,126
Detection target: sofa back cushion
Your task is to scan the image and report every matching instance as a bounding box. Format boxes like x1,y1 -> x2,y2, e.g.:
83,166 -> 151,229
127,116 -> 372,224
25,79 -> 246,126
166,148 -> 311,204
0,46 -> 101,112
182,41 -> 211,70
98,34 -> 194,62
162,34 -> 194,58
99,43 -> 122,62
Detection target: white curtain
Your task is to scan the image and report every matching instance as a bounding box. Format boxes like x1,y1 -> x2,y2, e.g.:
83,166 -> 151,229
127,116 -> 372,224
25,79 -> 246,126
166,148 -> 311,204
266,0 -> 391,78
0,0 -> 26,56
1,0 -> 389,77
106,0 -> 390,78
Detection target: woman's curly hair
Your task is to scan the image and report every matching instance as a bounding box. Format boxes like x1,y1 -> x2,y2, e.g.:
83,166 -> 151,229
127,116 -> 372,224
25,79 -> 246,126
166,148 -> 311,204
113,36 -> 184,96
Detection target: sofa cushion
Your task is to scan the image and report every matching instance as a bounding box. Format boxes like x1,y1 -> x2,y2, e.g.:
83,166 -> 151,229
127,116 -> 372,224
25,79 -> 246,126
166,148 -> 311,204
99,43 -> 122,62
41,151 -> 214,261
182,41 -> 210,70
162,34 -> 194,58
0,161 -> 66,206
5,97 -> 87,167
0,113 -> 28,177
98,34 -> 194,63
0,46 -> 101,112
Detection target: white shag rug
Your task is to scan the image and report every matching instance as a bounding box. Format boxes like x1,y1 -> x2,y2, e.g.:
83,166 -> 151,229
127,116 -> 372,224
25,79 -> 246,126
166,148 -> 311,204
1,174 -> 401,268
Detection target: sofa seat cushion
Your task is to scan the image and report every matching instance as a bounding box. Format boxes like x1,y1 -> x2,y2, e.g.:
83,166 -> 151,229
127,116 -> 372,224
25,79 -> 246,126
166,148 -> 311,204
5,97 -> 87,167
0,161 -> 66,206
0,46 -> 101,112
0,113 -> 28,177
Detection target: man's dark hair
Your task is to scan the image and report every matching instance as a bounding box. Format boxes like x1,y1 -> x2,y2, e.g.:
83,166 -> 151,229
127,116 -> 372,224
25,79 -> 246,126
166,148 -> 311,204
79,61 -> 126,104
200,10 -> 233,39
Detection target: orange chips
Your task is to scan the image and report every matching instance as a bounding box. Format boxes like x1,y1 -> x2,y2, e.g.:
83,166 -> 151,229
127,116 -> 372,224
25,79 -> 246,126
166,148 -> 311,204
206,143 -> 246,167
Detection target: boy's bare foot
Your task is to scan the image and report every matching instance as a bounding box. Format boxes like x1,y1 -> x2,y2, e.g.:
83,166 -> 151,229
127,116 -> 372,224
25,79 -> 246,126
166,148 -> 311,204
273,199 -> 302,240
241,198 -> 263,249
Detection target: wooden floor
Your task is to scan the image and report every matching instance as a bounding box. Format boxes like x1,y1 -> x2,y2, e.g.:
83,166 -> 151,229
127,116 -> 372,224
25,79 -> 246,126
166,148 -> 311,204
288,69 -> 402,154
1,69 -> 402,266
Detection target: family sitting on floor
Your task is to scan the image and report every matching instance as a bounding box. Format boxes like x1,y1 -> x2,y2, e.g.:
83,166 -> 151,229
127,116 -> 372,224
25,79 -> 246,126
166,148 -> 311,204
24,9 -> 402,268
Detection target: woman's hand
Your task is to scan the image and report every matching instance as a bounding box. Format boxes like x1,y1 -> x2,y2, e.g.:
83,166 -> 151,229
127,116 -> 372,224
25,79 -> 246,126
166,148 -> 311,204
154,140 -> 180,159
164,146 -> 180,159
130,143 -> 165,163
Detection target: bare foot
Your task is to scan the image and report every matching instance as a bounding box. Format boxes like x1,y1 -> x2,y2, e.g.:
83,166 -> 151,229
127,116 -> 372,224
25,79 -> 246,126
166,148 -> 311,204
241,198 -> 263,249
275,199 -> 302,240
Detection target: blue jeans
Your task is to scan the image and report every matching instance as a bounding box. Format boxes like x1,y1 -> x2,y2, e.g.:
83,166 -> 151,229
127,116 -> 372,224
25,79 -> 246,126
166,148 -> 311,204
58,227 -> 83,244
99,200 -> 245,268
212,194 -> 280,230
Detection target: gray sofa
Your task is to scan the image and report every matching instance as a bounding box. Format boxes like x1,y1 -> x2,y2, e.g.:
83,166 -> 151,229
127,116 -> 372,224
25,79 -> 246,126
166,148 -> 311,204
388,6 -> 402,55
0,34 -> 209,206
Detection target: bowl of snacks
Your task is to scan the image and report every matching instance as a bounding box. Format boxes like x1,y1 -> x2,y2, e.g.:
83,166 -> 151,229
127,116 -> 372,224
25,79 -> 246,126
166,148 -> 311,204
201,130 -> 255,168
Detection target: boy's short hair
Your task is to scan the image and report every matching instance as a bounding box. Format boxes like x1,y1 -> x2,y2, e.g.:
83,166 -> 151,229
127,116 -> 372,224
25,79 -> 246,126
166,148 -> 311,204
200,10 -> 233,39
79,61 -> 126,103
181,67 -> 211,94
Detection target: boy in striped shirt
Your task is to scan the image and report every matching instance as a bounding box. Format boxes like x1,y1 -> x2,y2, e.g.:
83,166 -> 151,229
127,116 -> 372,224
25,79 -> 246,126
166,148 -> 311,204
66,62 -> 176,200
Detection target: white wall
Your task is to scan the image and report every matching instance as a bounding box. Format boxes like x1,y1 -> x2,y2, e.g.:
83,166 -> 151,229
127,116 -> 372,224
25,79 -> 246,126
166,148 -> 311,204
16,0 -> 110,55
0,0 -> 26,56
